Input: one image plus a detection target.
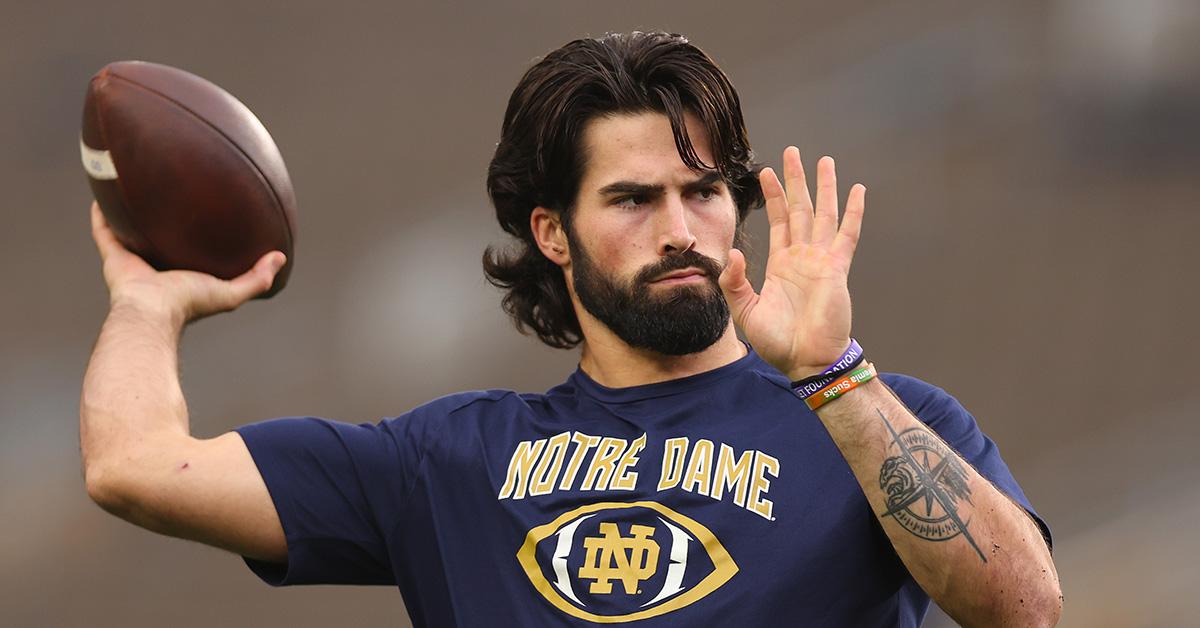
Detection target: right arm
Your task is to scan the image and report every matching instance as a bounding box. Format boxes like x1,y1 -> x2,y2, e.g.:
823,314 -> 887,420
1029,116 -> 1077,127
80,202 -> 288,562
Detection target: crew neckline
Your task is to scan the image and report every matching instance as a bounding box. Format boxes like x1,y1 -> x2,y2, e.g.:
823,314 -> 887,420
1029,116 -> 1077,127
569,345 -> 767,404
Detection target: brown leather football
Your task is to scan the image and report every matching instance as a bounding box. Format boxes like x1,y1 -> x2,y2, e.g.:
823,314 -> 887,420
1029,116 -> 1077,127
81,61 -> 296,298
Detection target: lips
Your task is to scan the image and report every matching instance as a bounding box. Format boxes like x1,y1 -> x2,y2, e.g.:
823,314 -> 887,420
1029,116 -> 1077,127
651,267 -> 707,283
634,251 -> 725,288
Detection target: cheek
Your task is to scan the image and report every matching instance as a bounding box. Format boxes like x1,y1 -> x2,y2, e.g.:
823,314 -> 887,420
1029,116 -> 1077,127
571,216 -> 651,279
696,205 -> 738,255
580,213 -> 653,256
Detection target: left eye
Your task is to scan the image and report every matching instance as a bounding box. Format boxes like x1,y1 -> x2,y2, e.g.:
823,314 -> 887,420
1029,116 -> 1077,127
696,188 -> 717,200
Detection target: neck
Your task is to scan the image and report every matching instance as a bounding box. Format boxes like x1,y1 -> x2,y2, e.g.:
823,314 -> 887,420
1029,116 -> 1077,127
578,322 -> 748,388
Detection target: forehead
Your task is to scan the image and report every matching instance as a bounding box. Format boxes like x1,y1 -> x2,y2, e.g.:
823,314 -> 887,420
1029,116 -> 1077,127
578,111 -> 717,190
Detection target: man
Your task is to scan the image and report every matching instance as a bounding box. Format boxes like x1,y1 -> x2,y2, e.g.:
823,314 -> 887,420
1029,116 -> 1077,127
81,32 -> 1061,626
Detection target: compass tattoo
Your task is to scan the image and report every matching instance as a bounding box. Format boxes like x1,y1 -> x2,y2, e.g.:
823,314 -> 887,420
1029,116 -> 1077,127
875,409 -> 986,562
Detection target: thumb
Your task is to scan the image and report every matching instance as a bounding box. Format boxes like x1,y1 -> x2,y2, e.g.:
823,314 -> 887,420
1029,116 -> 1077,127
224,251 -> 287,306
718,248 -> 757,325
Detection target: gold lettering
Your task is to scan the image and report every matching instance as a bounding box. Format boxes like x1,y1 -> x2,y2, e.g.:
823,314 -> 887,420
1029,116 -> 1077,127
581,437 -> 627,491
609,433 -> 646,491
710,443 -> 754,506
529,432 -> 571,496
559,432 -> 601,491
681,439 -> 715,496
657,437 -> 690,491
497,439 -> 547,500
748,451 -> 780,520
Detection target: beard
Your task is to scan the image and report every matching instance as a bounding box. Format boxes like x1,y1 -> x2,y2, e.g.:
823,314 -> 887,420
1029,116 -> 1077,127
570,236 -> 731,356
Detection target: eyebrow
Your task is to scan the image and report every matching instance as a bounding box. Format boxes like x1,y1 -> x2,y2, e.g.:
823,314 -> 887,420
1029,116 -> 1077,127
597,171 -> 724,197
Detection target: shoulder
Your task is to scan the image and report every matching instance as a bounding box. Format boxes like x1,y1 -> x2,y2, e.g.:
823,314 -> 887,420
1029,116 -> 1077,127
383,388 -> 552,432
409,389 -> 527,417
403,386 -> 552,420
379,388 -> 563,472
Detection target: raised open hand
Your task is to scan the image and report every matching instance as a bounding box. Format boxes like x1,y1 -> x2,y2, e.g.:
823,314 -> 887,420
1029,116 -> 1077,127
718,147 -> 865,380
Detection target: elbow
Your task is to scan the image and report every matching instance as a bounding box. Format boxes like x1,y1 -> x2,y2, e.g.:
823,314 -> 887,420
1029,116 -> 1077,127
84,461 -> 133,517
82,430 -> 189,517
955,577 -> 1062,628
1021,581 -> 1064,628
83,434 -> 195,532
983,581 -> 1063,628
1019,550 -> 1064,627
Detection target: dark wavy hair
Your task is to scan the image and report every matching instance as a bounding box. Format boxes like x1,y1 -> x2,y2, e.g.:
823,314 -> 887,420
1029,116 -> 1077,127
484,31 -> 764,349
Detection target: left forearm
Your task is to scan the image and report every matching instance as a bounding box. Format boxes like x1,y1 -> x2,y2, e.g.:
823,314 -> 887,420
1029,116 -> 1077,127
814,376 -> 1061,627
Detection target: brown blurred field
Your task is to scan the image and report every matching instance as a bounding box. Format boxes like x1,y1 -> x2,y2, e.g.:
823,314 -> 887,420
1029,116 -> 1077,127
2,2 -> 1197,626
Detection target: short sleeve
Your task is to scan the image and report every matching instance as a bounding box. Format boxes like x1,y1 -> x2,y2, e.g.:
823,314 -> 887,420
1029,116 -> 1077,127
234,414 -> 427,585
880,373 -> 1053,551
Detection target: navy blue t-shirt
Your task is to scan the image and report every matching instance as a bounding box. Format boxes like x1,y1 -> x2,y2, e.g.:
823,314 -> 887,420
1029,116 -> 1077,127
236,349 -> 1048,627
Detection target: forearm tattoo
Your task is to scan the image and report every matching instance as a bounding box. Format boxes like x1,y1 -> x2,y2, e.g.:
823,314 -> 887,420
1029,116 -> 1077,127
875,409 -> 986,562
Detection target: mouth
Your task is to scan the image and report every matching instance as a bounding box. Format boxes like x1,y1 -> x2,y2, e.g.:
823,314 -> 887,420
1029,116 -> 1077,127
650,267 -> 708,285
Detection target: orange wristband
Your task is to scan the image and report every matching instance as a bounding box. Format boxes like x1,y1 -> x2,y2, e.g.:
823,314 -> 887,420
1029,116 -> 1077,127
805,362 -> 877,411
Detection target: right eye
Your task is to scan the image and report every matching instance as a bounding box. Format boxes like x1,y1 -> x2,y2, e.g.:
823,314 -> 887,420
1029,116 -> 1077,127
614,194 -> 648,209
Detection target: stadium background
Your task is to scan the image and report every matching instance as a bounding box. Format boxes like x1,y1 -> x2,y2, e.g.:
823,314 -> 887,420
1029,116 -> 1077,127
2,1 -> 1198,626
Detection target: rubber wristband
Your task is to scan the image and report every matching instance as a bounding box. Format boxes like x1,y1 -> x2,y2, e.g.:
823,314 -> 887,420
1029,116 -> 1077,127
790,354 -> 866,399
805,363 -> 877,411
820,339 -> 863,377
790,339 -> 864,395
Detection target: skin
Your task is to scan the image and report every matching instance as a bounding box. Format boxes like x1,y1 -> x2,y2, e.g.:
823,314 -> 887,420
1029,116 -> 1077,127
81,109 -> 1061,625
532,112 -> 1062,626
82,203 -> 288,562
531,112 -> 747,388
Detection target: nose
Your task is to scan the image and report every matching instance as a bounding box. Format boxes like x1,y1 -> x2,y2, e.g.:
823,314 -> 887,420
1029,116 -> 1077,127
656,195 -> 697,256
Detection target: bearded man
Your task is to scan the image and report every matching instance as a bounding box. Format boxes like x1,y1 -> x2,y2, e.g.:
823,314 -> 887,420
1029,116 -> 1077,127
81,31 -> 1061,627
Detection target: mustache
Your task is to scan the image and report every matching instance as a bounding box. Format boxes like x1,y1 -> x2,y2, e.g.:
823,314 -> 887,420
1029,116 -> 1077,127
633,249 -> 725,286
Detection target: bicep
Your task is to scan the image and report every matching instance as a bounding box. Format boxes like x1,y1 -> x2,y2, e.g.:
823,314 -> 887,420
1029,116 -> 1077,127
108,431 -> 286,563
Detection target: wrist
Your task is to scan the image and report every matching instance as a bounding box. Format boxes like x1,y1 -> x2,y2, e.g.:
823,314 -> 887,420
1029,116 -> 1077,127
789,339 -> 873,408
784,339 -> 860,381
109,289 -> 188,330
785,365 -> 826,382
788,339 -> 862,382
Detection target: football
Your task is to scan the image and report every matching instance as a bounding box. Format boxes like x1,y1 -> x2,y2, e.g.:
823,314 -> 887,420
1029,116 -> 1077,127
81,61 -> 296,297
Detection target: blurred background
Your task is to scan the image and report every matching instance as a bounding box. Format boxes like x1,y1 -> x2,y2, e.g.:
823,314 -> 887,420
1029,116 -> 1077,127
2,1 -> 1198,626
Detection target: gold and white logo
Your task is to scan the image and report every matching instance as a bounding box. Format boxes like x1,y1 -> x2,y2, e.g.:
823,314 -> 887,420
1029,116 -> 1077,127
517,501 -> 738,623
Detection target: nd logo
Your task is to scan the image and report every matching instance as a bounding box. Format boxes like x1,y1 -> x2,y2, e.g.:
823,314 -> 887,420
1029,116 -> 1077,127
517,501 -> 739,622
578,522 -> 660,594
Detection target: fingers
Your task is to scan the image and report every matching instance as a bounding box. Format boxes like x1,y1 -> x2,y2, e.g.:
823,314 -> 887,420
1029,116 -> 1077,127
783,147 -> 813,245
759,167 -> 790,252
90,201 -> 124,261
718,248 -> 758,327
765,149 -> 866,264
92,200 -> 287,320
813,156 -> 838,246
833,184 -> 866,264
223,251 -> 286,306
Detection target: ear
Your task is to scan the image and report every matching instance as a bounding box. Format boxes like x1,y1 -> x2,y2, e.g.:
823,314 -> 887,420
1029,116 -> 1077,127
531,206 -> 570,266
